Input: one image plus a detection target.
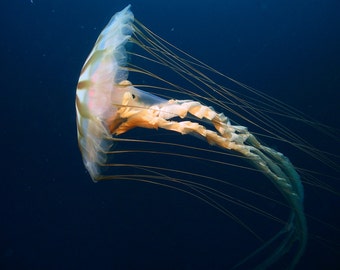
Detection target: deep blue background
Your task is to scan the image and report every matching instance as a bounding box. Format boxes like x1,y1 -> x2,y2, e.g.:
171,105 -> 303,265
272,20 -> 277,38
1,0 -> 339,269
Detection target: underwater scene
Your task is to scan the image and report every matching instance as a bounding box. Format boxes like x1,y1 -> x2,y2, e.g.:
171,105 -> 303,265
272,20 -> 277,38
2,1 -> 339,269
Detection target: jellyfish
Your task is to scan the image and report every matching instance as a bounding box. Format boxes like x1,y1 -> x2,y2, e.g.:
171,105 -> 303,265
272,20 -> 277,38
76,5 -> 338,269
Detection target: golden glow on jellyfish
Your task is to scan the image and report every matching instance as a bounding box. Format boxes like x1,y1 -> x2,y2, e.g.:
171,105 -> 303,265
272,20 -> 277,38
76,5 -> 339,269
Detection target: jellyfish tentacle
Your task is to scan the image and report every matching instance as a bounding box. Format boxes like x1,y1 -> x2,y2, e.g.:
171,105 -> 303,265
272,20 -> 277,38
113,90 -> 306,269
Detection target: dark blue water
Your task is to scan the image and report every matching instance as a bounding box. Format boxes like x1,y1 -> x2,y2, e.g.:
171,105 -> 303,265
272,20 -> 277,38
1,0 -> 339,269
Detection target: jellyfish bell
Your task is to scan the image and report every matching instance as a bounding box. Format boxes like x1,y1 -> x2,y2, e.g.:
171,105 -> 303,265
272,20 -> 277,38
76,5 -> 339,269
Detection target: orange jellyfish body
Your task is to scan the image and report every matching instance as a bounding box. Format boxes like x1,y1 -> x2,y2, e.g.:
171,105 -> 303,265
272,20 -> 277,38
76,5 -> 307,269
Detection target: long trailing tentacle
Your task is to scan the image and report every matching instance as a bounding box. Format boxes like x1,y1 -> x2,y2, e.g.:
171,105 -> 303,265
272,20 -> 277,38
113,90 -> 307,269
